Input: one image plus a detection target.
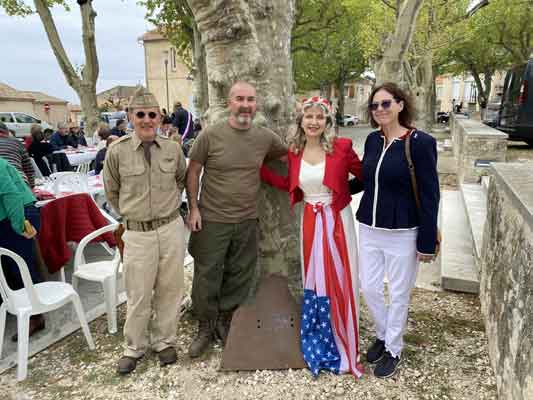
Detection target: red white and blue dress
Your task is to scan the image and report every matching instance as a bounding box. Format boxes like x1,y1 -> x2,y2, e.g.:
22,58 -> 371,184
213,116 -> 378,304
297,159 -> 363,378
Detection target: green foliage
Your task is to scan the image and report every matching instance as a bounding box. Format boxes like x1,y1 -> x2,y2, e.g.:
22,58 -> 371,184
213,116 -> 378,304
292,0 -> 369,92
355,0 -> 395,62
434,0 -> 531,103
138,0 -> 194,68
0,0 -> 69,16
476,0 -> 533,64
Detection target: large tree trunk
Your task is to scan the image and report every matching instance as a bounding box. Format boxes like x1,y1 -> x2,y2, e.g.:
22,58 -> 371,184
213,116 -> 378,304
375,0 -> 425,85
336,72 -> 346,117
472,69 -> 493,120
414,52 -> 434,131
191,22 -> 209,117
34,0 -> 99,135
186,0 -> 300,294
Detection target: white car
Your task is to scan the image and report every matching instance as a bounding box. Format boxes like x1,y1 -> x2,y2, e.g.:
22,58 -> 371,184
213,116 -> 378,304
342,114 -> 359,126
0,111 -> 53,138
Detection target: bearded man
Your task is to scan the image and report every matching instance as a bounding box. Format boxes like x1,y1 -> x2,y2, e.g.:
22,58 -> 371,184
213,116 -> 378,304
185,81 -> 287,357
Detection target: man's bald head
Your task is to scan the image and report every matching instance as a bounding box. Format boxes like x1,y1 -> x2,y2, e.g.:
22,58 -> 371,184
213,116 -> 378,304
227,81 -> 257,130
228,81 -> 256,99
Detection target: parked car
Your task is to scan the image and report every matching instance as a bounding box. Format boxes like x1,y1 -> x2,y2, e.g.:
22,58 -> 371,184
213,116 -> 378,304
0,112 -> 53,138
342,114 -> 359,126
496,58 -> 533,146
100,111 -> 127,128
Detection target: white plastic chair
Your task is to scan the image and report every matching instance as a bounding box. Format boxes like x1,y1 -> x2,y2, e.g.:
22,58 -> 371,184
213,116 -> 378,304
72,223 -> 121,334
0,248 -> 95,381
76,161 -> 91,174
29,157 -> 44,180
50,171 -> 89,195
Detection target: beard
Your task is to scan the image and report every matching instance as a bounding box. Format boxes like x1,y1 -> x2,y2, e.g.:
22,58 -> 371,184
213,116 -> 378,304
236,114 -> 252,125
233,107 -> 255,125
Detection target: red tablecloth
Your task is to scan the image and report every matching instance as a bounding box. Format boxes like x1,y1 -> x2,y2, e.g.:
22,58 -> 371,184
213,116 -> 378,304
39,193 -> 116,273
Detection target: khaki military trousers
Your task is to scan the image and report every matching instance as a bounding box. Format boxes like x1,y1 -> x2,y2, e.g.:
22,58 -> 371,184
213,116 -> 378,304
122,217 -> 185,358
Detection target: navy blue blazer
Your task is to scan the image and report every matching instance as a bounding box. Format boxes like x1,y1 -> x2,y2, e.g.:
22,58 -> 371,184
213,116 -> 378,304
356,129 -> 440,254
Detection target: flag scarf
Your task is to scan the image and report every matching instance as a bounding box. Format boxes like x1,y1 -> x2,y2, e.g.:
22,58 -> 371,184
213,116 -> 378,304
300,201 -> 363,378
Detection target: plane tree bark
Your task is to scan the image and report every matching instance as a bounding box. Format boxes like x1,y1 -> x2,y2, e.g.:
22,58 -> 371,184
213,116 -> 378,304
186,0 -> 301,293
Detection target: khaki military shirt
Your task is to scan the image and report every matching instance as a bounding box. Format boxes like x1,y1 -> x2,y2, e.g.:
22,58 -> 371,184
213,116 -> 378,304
103,133 -> 186,222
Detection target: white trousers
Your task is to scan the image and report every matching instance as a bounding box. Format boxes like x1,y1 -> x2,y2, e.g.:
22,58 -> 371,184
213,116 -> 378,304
358,224 -> 418,358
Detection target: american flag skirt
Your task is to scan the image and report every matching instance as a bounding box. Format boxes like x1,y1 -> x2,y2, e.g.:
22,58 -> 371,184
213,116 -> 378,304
300,201 -> 363,378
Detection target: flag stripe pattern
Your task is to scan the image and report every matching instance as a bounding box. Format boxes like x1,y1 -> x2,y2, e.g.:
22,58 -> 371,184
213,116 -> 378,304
301,202 -> 363,378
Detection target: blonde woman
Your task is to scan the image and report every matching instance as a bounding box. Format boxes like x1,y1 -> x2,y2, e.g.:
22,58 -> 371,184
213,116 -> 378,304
261,97 -> 364,378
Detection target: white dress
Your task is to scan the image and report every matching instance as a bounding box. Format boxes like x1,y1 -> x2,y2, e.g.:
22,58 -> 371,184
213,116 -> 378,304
298,159 -> 363,377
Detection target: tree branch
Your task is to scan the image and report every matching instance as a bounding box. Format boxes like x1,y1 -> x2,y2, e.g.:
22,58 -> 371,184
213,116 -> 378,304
80,0 -> 98,86
33,0 -> 81,91
380,0 -> 397,12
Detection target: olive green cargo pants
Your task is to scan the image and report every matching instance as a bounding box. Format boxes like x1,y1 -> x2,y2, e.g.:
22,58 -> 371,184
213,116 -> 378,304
188,219 -> 258,320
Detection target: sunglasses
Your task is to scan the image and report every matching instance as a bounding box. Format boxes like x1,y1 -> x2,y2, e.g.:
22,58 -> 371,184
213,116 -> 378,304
369,99 -> 397,111
135,111 -> 158,119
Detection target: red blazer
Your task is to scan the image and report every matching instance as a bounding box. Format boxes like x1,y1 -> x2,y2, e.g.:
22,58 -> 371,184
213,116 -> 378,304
260,137 -> 362,213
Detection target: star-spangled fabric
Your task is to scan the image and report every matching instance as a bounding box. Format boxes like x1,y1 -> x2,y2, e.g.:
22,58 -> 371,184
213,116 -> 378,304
301,289 -> 340,376
300,201 -> 364,378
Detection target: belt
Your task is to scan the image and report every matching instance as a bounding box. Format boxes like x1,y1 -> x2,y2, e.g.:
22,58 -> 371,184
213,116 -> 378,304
125,209 -> 180,232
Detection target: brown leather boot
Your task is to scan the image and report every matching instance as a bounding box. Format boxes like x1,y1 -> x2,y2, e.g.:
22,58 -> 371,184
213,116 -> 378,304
188,319 -> 214,358
157,347 -> 177,367
215,311 -> 233,345
117,355 -> 142,375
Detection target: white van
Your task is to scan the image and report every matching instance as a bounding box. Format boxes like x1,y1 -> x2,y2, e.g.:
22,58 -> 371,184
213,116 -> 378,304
0,112 -> 53,138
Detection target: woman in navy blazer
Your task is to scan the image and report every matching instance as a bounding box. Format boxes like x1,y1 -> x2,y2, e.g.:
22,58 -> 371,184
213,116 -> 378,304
356,82 -> 440,379
261,97 -> 365,378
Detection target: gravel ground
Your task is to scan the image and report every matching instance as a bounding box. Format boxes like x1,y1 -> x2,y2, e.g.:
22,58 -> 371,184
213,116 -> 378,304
0,124 -> 506,400
1,268 -> 497,400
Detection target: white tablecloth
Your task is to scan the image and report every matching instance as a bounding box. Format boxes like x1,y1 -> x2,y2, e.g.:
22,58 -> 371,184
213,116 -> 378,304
34,174 -> 105,207
54,147 -> 98,166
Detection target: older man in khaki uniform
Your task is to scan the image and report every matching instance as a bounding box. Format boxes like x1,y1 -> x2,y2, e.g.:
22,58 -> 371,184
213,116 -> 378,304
104,87 -> 187,374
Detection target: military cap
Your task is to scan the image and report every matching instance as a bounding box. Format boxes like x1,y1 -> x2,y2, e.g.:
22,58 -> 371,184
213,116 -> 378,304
128,86 -> 159,109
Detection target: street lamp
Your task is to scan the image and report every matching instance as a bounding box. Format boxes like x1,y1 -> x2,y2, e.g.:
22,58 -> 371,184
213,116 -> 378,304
163,50 -> 170,113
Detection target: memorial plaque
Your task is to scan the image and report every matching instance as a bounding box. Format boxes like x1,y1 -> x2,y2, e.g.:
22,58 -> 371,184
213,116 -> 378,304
220,274 -> 306,371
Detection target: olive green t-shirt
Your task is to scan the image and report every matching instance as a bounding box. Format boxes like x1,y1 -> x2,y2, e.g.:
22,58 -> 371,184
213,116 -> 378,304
189,121 -> 287,223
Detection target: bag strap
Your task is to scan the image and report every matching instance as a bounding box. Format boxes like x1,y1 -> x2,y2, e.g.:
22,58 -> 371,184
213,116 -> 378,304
405,130 -> 421,211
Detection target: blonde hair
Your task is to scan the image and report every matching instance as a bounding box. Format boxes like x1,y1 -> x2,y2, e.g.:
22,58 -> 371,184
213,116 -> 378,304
287,103 -> 336,154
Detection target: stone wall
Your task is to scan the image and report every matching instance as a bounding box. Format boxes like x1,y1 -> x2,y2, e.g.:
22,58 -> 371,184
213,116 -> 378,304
451,115 -> 508,184
480,162 -> 533,400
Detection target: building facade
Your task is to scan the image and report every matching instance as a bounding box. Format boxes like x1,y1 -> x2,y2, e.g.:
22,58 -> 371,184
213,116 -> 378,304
140,30 -> 194,114
435,72 -> 506,113
0,82 -> 69,127
97,85 -> 138,111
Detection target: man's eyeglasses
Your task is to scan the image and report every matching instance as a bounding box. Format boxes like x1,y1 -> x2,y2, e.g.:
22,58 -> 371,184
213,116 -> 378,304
135,111 -> 158,119
369,99 -> 396,111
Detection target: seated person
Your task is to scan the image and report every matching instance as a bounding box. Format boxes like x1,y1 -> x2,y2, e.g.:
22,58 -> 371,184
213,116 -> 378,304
95,123 -> 111,151
111,119 -> 128,138
0,158 -> 45,339
94,131 -> 117,175
43,128 -> 54,141
28,125 -> 54,176
69,122 -> 87,147
50,122 -> 76,151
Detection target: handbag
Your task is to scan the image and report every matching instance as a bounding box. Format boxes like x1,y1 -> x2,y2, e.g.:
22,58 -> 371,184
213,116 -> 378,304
405,131 -> 442,256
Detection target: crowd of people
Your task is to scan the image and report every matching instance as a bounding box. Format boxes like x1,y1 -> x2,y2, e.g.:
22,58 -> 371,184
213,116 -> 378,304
0,80 -> 439,381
